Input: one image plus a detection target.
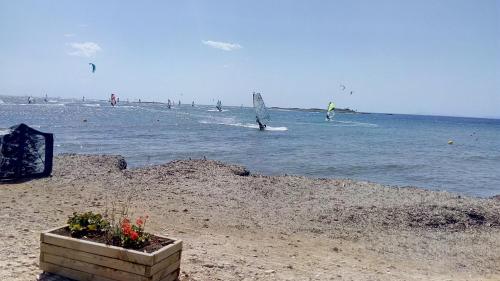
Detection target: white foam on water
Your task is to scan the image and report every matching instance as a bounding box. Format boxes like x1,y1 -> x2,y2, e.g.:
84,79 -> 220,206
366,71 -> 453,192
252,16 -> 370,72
0,99 -> 4,104
82,103 -> 101,107
199,120 -> 288,131
0,129 -> 11,135
264,126 -> 288,131
207,109 -> 229,112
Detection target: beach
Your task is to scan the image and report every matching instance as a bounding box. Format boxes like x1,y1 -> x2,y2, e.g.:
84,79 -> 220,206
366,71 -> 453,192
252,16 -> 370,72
0,154 -> 499,280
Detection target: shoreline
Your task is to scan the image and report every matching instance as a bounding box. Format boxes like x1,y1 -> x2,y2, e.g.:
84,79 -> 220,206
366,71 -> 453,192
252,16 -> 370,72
1,154 -> 499,280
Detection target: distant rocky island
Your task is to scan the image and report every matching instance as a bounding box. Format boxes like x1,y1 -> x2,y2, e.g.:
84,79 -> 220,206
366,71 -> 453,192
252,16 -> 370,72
270,106 -> 359,113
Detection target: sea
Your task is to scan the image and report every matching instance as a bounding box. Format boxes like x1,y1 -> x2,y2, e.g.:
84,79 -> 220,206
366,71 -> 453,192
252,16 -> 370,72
1,96 -> 499,198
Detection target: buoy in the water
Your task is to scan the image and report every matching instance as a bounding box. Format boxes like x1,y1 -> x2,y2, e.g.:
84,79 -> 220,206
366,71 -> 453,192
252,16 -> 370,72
448,140 -> 454,145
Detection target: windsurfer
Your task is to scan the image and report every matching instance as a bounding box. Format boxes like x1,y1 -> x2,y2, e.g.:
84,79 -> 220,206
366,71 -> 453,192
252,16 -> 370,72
110,94 -> 117,106
256,116 -> 266,130
326,101 -> 335,121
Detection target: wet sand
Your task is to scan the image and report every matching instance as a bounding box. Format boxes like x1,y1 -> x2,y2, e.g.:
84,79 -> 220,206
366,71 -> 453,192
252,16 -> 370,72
1,154 -> 499,280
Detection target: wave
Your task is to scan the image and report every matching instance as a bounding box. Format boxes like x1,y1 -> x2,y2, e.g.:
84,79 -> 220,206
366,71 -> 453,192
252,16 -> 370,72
0,99 -> 4,104
272,108 -> 294,112
0,129 -> 11,135
331,120 -> 378,127
82,103 -> 101,107
322,163 -> 426,176
207,109 -> 229,112
17,103 -> 65,106
462,154 -> 500,161
199,120 -> 288,131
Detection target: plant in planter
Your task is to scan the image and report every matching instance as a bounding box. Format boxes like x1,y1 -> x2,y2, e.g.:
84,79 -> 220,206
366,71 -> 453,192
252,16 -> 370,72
112,216 -> 150,249
40,212 -> 182,281
67,212 -> 109,237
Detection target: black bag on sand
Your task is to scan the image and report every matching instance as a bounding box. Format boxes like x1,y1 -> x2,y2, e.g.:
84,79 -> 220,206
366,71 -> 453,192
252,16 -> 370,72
0,123 -> 53,181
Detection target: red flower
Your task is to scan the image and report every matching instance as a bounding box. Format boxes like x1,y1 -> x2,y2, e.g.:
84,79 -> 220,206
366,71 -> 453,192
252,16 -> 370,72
130,231 -> 139,240
136,217 -> 144,227
121,219 -> 132,235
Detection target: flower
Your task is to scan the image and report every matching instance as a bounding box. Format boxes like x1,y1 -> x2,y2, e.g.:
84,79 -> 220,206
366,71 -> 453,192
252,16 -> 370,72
130,231 -> 139,240
121,219 -> 132,235
136,217 -> 144,227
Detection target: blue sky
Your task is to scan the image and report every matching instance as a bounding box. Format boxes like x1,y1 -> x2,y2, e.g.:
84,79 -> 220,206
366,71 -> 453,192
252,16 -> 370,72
0,0 -> 498,118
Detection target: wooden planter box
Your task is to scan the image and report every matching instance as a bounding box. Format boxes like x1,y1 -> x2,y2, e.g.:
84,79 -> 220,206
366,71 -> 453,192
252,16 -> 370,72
39,226 -> 182,281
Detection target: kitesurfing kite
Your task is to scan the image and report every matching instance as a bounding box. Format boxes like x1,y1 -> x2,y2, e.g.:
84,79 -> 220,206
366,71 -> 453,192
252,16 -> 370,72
89,63 -> 96,73
326,102 -> 336,121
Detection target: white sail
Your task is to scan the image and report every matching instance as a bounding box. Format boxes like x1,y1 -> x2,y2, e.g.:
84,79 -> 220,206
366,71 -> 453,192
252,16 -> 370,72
253,92 -> 270,124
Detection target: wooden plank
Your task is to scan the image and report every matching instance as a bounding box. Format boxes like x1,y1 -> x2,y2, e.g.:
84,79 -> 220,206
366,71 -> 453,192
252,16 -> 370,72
41,243 -> 147,276
44,253 -> 150,281
40,225 -> 67,243
40,261 -> 117,281
152,239 -> 183,264
145,251 -> 181,276
159,269 -> 180,281
42,231 -> 154,266
152,260 -> 181,281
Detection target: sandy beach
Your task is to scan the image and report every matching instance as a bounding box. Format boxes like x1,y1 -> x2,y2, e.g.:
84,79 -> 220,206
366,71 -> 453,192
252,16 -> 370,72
1,154 -> 499,281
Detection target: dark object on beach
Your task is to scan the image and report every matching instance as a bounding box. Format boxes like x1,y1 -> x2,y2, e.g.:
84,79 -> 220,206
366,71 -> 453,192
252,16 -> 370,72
0,123 -> 53,181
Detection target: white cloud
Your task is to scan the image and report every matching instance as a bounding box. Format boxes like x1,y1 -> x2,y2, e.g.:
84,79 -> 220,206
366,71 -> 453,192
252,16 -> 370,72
67,42 -> 102,57
64,33 -> 76,37
202,40 -> 242,51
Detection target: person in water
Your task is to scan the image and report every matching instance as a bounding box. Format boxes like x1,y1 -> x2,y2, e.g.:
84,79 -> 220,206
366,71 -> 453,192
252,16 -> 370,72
256,116 -> 266,130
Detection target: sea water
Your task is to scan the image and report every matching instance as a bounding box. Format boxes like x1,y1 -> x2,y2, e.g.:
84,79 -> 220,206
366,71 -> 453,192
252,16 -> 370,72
1,96 -> 499,197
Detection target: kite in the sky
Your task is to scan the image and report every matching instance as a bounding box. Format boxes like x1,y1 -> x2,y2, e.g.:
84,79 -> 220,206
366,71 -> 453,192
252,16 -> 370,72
89,63 -> 96,73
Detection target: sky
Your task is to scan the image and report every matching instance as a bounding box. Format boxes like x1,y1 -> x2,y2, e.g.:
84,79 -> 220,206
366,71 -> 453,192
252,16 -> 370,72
0,0 -> 498,118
